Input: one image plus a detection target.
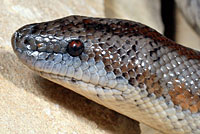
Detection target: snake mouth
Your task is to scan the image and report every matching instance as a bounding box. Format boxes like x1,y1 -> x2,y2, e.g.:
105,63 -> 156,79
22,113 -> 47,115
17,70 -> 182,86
11,32 -> 18,51
11,31 -> 23,57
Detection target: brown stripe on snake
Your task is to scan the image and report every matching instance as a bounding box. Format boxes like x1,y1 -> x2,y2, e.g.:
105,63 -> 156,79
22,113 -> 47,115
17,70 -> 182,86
169,80 -> 200,113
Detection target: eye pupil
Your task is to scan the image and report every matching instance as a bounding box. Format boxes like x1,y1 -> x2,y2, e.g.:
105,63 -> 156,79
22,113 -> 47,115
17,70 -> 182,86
67,40 -> 84,57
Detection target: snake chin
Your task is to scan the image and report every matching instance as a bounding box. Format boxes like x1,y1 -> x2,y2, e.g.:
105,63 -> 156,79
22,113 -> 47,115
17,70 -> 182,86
37,71 -> 113,101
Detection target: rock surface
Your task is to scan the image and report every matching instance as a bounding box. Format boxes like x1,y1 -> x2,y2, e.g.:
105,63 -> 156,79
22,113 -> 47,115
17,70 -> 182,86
175,7 -> 200,51
176,0 -> 200,36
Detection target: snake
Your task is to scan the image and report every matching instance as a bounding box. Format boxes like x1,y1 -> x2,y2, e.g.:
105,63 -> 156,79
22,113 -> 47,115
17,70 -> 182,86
11,15 -> 200,134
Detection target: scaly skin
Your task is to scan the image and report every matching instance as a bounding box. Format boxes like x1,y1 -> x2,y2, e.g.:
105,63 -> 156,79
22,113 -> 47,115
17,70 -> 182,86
11,15 -> 200,134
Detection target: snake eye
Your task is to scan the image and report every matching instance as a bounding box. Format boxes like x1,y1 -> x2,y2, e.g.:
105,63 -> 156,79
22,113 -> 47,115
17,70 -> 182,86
67,40 -> 84,57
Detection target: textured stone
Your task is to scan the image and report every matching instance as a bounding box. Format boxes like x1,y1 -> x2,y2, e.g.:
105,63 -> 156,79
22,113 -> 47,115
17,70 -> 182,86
175,9 -> 200,51
176,0 -> 200,36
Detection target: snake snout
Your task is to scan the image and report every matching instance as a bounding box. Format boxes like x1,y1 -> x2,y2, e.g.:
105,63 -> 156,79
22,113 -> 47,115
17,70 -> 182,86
11,23 -> 41,69
11,23 -> 38,52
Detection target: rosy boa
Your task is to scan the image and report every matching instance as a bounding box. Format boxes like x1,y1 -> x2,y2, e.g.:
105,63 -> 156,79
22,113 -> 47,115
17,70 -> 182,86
11,16 -> 200,134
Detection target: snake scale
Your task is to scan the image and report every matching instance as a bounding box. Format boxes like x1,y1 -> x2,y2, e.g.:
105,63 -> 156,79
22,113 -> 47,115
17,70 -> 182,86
11,15 -> 200,134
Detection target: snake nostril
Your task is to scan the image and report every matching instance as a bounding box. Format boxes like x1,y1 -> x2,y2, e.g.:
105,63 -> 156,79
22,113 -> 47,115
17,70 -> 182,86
24,38 -> 29,45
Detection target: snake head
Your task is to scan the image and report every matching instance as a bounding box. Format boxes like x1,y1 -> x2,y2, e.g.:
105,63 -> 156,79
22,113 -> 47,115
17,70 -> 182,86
11,15 -> 140,96
10,15 -> 173,98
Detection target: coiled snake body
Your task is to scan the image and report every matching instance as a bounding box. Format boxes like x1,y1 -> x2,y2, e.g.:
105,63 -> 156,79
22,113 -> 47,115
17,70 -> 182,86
11,16 -> 200,134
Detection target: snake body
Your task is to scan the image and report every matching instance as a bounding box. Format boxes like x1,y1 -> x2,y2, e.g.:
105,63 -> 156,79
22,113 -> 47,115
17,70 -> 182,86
11,16 -> 200,134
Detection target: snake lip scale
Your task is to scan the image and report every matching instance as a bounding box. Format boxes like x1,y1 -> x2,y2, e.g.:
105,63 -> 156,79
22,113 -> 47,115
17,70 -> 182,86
11,15 -> 200,134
